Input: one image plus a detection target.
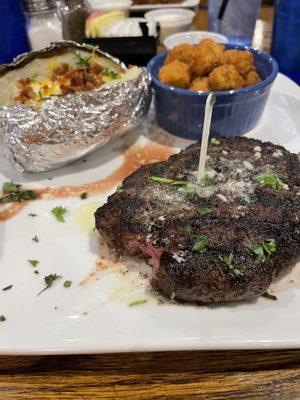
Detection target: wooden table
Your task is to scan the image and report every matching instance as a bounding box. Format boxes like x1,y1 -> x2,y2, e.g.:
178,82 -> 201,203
2,6 -> 300,400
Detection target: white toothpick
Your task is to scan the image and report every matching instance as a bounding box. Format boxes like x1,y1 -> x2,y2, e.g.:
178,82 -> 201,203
197,93 -> 216,183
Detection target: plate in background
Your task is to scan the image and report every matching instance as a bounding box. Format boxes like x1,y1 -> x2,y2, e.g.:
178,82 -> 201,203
164,30 -> 228,49
0,73 -> 299,355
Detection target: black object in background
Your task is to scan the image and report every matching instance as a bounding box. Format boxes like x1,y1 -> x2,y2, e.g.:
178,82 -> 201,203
85,36 -> 157,66
84,23 -> 157,66
217,0 -> 230,20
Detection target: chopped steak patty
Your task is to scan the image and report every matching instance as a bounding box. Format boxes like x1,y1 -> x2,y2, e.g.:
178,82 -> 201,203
95,137 -> 300,304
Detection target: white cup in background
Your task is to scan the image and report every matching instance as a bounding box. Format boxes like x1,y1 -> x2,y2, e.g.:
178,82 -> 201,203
145,9 -> 195,44
164,30 -> 228,49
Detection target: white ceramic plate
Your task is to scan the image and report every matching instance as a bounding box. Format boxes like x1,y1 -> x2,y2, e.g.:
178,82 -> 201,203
0,73 -> 299,355
130,0 -> 200,12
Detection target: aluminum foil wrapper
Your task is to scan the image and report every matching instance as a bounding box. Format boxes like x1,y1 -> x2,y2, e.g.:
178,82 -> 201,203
0,42 -> 152,172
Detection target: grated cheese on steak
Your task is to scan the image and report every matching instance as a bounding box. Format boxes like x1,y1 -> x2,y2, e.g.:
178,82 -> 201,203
95,137 -> 300,304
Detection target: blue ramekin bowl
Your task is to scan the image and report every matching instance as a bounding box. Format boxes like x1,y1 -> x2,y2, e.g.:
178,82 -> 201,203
147,44 -> 278,139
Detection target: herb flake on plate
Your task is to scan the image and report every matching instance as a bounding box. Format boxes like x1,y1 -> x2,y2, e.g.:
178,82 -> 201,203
0,182 -> 39,204
2,285 -> 13,291
51,206 -> 67,222
37,274 -> 62,296
28,259 -> 39,267
3,182 -> 22,192
32,235 -> 39,243
129,299 -> 147,307
261,291 -> 277,300
0,315 -> 6,322
63,280 -> 72,288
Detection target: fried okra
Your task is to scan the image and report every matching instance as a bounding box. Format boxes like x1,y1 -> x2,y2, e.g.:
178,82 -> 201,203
165,43 -> 196,66
244,70 -> 261,86
209,65 -> 244,91
220,50 -> 254,77
189,77 -> 211,91
158,60 -> 190,89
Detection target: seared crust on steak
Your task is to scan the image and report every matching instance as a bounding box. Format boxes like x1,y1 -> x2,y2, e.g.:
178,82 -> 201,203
95,137 -> 300,304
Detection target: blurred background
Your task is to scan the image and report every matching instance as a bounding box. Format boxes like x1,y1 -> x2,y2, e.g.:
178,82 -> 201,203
0,0 -> 299,84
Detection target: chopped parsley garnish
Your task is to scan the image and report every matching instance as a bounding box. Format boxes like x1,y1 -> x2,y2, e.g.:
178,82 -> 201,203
256,172 -> 284,189
0,182 -> 38,204
34,270 -> 39,275
248,243 -> 265,262
210,94 -> 216,106
149,175 -> 215,197
211,138 -> 220,146
51,206 -> 67,222
32,235 -> 39,243
248,239 -> 276,263
193,235 -> 209,253
2,285 -> 13,291
103,68 -> 119,79
63,280 -> 72,288
80,192 -> 87,200
262,238 -> 276,256
149,176 -> 188,186
116,188 -> 123,194
261,291 -> 277,300
184,226 -> 193,234
170,292 -> 176,301
0,315 -> 6,322
75,52 -> 92,68
197,207 -> 212,215
3,182 -> 22,192
179,182 -> 197,198
129,299 -> 147,307
37,274 -> 62,296
28,259 -> 39,267
28,213 -> 37,217
200,175 -> 216,187
38,90 -> 56,101
218,253 -> 245,276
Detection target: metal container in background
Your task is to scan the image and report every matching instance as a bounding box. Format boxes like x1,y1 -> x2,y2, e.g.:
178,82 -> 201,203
60,0 -> 91,43
271,0 -> 300,85
23,0 -> 63,50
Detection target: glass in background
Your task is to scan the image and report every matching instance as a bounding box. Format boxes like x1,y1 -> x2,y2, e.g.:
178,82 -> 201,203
0,0 -> 30,64
271,0 -> 300,85
23,0 -> 63,51
208,0 -> 262,46
60,0 -> 90,43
